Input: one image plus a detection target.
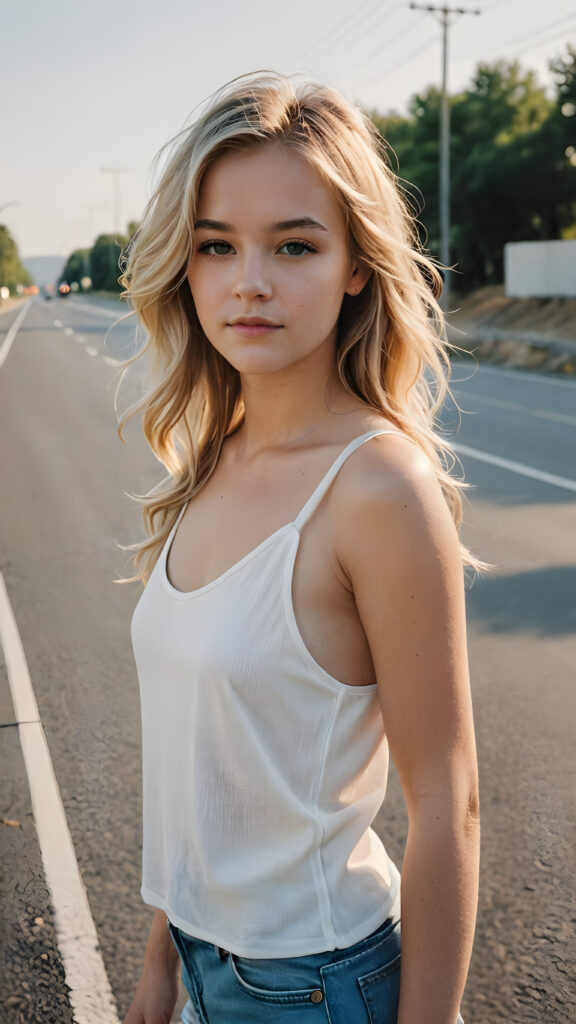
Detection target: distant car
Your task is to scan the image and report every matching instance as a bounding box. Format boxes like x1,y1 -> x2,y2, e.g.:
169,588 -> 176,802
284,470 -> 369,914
58,282 -> 71,296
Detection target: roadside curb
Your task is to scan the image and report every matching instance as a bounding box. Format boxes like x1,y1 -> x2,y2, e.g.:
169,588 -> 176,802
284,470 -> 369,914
447,325 -> 576,376
0,298 -> 29,318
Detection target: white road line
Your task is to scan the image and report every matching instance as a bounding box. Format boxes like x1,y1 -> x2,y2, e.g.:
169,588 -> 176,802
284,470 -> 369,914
86,346 -> 99,357
0,301 -> 31,369
452,392 -> 576,427
53,319 -> 63,328
0,573 -> 120,1024
471,362 -> 576,389
64,327 -> 75,337
453,443 -> 576,493
67,299 -> 126,321
103,356 -> 123,367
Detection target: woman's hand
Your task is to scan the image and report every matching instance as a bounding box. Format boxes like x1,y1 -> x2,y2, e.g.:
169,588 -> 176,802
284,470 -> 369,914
123,961 -> 179,1024
124,909 -> 181,1024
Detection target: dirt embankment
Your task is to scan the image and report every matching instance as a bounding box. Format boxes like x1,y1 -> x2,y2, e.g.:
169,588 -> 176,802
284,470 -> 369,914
446,286 -> 576,375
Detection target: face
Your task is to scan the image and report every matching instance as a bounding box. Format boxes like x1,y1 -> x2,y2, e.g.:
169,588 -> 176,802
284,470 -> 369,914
186,143 -> 369,377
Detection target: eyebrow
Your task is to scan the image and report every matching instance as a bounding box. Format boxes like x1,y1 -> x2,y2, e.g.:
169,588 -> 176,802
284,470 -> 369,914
193,217 -> 329,234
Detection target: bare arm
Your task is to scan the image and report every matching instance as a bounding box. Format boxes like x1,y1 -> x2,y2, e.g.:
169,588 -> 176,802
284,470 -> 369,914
337,438 -> 480,1024
123,908 -> 180,1024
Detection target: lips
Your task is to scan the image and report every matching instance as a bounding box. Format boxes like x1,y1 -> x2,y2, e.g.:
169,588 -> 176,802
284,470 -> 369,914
229,317 -> 281,327
228,317 -> 282,337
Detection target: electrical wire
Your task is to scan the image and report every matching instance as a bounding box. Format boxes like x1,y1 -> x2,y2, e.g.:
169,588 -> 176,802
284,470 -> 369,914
357,30 -> 440,90
480,0 -> 516,10
452,6 -> 576,67
359,12 -> 427,67
294,6 -> 422,91
515,23 -> 576,58
289,0 -> 412,71
335,1 -> 406,52
499,10 -> 576,48
288,0 -> 385,66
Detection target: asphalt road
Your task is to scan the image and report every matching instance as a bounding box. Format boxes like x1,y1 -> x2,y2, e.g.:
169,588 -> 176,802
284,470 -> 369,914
0,296 -> 574,1024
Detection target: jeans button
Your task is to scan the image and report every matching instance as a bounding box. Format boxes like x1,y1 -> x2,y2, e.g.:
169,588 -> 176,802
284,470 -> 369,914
310,989 -> 323,1003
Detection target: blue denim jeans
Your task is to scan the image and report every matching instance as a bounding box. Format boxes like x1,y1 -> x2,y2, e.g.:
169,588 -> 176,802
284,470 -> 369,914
170,916 -> 465,1023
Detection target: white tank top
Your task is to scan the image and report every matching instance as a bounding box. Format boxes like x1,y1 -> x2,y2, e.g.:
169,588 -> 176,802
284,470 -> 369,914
131,430 -> 409,958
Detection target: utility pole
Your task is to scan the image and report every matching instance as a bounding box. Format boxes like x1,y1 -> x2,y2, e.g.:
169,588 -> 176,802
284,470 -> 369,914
100,167 -> 127,237
409,4 -> 481,306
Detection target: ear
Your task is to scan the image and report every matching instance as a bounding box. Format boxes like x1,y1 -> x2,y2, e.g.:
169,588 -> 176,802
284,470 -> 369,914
345,262 -> 371,296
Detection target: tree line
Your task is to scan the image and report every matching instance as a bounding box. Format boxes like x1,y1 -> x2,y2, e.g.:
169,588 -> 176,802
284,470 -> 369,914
59,220 -> 139,294
59,48 -> 575,295
0,225 -> 32,293
371,47 -> 575,288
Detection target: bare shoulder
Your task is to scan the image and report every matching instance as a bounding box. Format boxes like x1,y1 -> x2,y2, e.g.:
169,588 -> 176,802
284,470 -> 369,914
334,430 -> 447,518
332,431 -> 461,575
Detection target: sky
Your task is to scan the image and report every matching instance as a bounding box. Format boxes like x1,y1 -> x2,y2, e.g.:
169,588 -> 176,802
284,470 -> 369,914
2,0 -> 575,260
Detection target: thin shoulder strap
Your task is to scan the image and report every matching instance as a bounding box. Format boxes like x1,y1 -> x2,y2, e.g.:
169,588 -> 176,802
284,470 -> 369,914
294,429 -> 415,531
165,499 -> 190,545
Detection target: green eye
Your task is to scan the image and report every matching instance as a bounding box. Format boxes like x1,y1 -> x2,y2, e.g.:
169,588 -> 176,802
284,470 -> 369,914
199,241 -> 233,256
279,241 -> 315,257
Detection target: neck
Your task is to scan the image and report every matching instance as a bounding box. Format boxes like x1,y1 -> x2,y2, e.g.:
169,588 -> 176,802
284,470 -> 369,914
234,353 -> 359,459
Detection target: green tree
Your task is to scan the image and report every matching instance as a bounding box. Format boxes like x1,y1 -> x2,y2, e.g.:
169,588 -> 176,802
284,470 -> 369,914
544,46 -> 576,238
450,61 -> 553,283
0,224 -> 32,292
60,248 -> 91,286
372,87 -> 446,261
89,233 -> 126,292
370,56 -> 566,288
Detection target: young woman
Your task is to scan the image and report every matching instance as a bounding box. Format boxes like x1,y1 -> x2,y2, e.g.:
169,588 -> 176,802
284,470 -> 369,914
121,72 -> 482,1024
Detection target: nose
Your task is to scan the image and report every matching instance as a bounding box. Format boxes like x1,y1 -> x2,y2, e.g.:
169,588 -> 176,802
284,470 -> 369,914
233,252 -> 273,301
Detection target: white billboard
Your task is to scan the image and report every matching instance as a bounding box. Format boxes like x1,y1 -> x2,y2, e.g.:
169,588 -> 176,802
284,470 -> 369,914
504,240 -> 576,298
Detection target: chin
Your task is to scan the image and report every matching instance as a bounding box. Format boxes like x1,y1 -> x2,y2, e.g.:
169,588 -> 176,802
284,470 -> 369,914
234,358 -> 290,376
218,347 -> 293,376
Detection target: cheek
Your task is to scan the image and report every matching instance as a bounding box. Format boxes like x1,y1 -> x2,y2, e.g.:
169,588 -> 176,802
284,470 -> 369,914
187,267 -> 215,315
186,267 -> 198,299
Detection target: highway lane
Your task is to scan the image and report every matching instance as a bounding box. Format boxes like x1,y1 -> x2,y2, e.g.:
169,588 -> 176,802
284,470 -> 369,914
0,297 -> 574,1023
0,297 -> 159,1023
447,360 -> 575,488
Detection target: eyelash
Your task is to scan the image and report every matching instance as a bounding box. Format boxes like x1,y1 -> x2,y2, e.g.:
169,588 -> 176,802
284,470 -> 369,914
197,239 -> 317,258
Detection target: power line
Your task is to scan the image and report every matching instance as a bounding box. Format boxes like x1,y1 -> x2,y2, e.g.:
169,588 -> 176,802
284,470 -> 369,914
360,12 -> 427,66
291,0 -> 413,71
481,0 -> 515,10
358,29 -> 439,88
337,1 -> 406,52
299,4 -> 421,82
289,0 -> 384,66
456,12 -> 576,66
515,24 -> 576,59
495,10 -> 576,49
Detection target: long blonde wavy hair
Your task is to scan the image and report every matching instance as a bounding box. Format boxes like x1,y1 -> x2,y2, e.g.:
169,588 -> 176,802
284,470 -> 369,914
118,71 -> 486,583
